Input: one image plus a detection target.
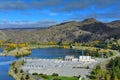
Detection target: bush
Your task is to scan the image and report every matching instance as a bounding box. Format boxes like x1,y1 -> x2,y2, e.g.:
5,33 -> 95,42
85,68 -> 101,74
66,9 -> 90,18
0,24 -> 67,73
53,78 -> 61,80
86,66 -> 89,69
32,73 -> 38,75
25,75 -> 30,79
52,73 -> 59,76
41,74 -> 48,79
20,76 -> 24,80
20,69 -> 23,73
14,68 -> 18,73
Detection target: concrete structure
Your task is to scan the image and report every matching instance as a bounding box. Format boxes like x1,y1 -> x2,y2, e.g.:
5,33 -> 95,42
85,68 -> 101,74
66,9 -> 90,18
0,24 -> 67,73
65,56 -> 95,62
22,58 -> 93,77
79,56 -> 95,62
65,56 -> 78,61
21,56 -> 96,78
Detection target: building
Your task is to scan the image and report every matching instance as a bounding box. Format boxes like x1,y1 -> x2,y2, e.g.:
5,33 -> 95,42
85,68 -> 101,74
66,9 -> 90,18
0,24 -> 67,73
65,56 -> 78,61
65,55 -> 95,62
79,56 -> 91,61
79,56 -> 95,62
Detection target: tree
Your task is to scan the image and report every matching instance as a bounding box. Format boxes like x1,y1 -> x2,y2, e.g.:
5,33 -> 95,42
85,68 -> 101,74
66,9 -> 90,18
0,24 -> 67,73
105,74 -> 110,80
25,75 -> 30,80
21,60 -> 24,65
57,39 -> 63,46
20,69 -> 23,73
52,73 -> 59,76
14,68 -> 18,73
114,75 -> 118,80
32,73 -> 38,75
90,57 -> 120,80
53,78 -> 61,80
82,77 -> 85,80
96,64 -> 101,70
20,76 -> 24,80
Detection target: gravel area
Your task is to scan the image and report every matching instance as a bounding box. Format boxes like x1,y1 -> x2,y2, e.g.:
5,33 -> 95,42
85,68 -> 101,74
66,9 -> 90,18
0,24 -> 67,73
21,58 -> 97,77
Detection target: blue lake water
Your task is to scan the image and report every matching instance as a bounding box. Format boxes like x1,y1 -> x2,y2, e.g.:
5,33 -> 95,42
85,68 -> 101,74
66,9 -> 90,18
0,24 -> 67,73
28,48 -> 82,58
0,56 -> 16,80
0,48 -> 16,80
0,48 -> 82,80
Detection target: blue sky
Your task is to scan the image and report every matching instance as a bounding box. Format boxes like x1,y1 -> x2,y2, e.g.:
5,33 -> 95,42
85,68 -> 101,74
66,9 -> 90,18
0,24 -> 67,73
0,0 -> 120,28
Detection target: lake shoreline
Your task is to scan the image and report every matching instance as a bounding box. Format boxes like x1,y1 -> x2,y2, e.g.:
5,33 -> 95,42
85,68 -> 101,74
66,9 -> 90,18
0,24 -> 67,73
6,46 -> 119,80
1,44 -> 116,58
8,59 -> 34,80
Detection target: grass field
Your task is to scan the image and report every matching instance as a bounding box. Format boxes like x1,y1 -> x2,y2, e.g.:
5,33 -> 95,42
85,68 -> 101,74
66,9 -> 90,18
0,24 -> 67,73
34,74 -> 79,80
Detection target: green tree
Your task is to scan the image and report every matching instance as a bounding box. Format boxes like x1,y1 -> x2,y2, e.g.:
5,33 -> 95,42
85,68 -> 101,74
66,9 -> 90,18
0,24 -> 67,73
105,74 -> 110,80
14,68 -> 18,73
20,69 -> 23,73
114,75 -> 118,80
20,76 -> 24,80
25,75 -> 30,80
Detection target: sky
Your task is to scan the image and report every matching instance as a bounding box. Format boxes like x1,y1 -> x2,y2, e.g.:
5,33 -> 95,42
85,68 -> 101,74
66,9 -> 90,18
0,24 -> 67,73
0,0 -> 120,28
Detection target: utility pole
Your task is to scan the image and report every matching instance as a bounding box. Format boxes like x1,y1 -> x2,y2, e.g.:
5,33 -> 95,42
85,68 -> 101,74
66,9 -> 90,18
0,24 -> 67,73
82,48 -> 84,56
101,49 -> 104,58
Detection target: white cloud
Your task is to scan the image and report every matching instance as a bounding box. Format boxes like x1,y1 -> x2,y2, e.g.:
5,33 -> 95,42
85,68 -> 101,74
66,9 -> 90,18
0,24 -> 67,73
0,20 -> 57,28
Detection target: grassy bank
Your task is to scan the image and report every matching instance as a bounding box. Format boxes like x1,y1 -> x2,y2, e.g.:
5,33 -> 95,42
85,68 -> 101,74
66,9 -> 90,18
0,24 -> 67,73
8,59 -> 34,80
3,47 -> 31,57
1,43 -> 116,58
89,57 -> 120,80
29,44 -> 115,58
32,73 -> 79,80
29,44 -> 70,49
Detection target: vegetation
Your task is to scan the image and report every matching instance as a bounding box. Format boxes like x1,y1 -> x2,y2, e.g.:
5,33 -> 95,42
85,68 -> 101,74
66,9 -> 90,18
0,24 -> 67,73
89,64 -> 106,80
3,43 -> 28,52
52,73 -> 59,76
107,57 -> 120,79
72,66 -> 89,69
0,19 -> 119,80
27,42 -> 115,58
8,60 -> 34,80
89,57 -> 120,80
32,73 -> 78,80
93,38 -> 120,51
0,37 -> 119,58
1,42 -> 32,57
0,18 -> 119,44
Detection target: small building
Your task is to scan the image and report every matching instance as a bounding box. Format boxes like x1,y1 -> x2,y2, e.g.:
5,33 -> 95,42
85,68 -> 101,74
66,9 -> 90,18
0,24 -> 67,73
79,56 -> 95,62
65,55 -> 95,62
65,56 -> 78,61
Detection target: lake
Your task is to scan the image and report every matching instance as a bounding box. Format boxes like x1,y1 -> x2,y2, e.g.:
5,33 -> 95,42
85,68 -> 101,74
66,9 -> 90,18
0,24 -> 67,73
0,48 -> 82,80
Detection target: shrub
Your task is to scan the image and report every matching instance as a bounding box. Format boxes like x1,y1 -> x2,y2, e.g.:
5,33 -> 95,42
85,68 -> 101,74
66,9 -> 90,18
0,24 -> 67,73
20,69 -> 23,73
32,73 -> 38,75
86,66 -> 89,69
41,74 -> 48,79
52,73 -> 59,76
53,78 -> 61,80
25,75 -> 30,79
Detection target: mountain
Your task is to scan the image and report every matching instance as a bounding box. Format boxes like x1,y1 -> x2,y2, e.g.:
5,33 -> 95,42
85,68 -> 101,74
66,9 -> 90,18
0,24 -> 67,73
0,27 -> 46,30
0,18 -> 120,43
81,18 -> 98,23
107,20 -> 120,28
